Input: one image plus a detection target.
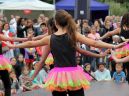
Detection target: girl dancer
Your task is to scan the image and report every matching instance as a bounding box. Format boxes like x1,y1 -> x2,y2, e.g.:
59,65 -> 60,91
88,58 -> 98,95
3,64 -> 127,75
7,10 -> 126,96
0,35 -> 30,96
100,12 -> 129,83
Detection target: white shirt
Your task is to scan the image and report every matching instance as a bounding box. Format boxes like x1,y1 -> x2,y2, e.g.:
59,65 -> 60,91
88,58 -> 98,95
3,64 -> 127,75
94,68 -> 111,81
10,18 -> 17,33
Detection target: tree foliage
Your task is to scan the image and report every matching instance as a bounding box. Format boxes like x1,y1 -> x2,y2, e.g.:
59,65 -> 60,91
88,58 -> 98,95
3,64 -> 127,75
98,0 -> 129,15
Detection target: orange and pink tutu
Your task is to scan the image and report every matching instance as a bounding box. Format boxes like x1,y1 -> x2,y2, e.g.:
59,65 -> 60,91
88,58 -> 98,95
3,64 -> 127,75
45,53 -> 54,65
114,44 -> 129,58
43,65 -> 90,92
0,55 -> 12,72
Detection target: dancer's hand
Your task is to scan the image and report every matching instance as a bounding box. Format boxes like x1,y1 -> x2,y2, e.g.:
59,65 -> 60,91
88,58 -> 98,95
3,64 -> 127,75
105,49 -> 111,54
100,52 -> 107,58
114,41 -> 128,49
27,34 -> 33,41
2,41 -> 15,49
111,49 -> 117,62
98,37 -> 103,40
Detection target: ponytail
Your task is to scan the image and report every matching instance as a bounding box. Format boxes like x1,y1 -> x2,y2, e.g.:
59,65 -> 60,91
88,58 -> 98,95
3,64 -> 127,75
55,10 -> 77,48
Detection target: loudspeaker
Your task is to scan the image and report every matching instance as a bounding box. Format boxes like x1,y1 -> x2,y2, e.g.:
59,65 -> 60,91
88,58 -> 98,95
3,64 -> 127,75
74,0 -> 90,20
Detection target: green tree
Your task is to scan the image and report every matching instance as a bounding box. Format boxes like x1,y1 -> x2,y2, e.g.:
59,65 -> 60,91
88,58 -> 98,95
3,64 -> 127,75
98,0 -> 129,15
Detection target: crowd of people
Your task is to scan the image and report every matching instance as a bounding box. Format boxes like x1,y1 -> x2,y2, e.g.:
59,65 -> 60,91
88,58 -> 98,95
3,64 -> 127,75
0,10 -> 129,96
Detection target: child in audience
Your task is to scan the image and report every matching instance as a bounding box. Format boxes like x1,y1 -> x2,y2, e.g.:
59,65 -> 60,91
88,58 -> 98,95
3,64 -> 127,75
110,35 -> 121,77
112,35 -> 120,45
112,63 -> 126,83
39,64 -> 50,84
19,66 -> 33,91
25,27 -> 36,70
84,63 -> 94,81
10,70 -> 20,94
19,66 -> 42,92
29,61 -> 42,84
10,57 -> 17,73
0,79 -> 4,95
94,62 -> 111,81
15,54 -> 25,80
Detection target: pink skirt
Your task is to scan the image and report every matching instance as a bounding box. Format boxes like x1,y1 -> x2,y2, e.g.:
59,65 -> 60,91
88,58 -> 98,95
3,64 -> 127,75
0,55 -> 12,72
115,44 -> 129,58
45,53 -> 54,65
85,73 -> 93,81
43,65 -> 90,92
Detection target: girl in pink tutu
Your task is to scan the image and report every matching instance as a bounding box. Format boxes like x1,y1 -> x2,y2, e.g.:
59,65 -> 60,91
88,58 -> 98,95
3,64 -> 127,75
7,10 -> 126,96
99,13 -> 129,84
0,34 -> 31,96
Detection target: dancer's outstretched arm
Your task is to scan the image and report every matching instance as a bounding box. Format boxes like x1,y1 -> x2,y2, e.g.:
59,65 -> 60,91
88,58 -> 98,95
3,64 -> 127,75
31,45 -> 50,80
0,32 -> 48,42
0,34 -> 29,42
76,47 -> 107,58
32,33 -> 48,40
76,32 -> 126,49
111,50 -> 129,63
100,28 -> 120,40
6,35 -> 50,49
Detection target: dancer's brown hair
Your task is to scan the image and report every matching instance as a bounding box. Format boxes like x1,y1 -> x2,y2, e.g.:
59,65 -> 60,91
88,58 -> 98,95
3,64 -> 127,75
55,10 -> 77,47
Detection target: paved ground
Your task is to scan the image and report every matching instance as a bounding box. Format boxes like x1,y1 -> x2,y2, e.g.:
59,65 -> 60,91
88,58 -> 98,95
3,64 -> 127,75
14,81 -> 129,96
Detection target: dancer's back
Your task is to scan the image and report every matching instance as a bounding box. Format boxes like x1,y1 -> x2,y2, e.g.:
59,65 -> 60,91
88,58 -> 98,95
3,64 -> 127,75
50,33 -> 76,67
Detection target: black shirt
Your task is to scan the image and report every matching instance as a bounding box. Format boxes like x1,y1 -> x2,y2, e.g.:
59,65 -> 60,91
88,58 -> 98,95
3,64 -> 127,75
103,25 -> 114,43
50,33 -> 76,67
120,28 -> 129,39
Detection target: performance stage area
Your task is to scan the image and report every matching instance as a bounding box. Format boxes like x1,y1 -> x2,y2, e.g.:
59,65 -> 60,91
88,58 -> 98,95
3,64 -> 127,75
14,81 -> 129,96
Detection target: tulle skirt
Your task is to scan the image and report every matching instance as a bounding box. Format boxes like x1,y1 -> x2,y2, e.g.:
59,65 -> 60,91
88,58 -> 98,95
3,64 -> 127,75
43,65 -> 90,92
0,55 -> 12,72
85,73 -> 93,81
114,44 -> 129,58
45,53 -> 54,65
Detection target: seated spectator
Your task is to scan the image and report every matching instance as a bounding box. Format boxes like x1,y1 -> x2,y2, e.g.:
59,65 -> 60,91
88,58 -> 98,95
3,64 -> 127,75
19,66 -> 41,92
29,61 -> 42,84
112,63 -> 126,83
0,79 -> 4,93
84,63 -> 94,81
10,70 -> 20,94
110,35 -> 121,77
19,66 -> 33,91
94,62 -> 111,81
10,57 -> 17,72
15,54 -> 25,80
25,27 -> 36,70
38,64 -> 50,84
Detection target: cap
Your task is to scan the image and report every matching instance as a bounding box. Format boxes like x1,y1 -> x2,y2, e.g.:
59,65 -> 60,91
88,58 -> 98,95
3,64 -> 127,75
32,61 -> 39,66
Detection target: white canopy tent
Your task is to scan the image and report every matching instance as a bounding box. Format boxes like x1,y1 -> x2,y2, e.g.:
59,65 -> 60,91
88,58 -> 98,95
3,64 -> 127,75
0,0 -> 9,3
0,0 -> 55,10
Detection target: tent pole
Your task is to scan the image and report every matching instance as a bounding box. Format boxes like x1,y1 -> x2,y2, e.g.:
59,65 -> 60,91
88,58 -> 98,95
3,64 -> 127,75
0,9 -> 3,15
